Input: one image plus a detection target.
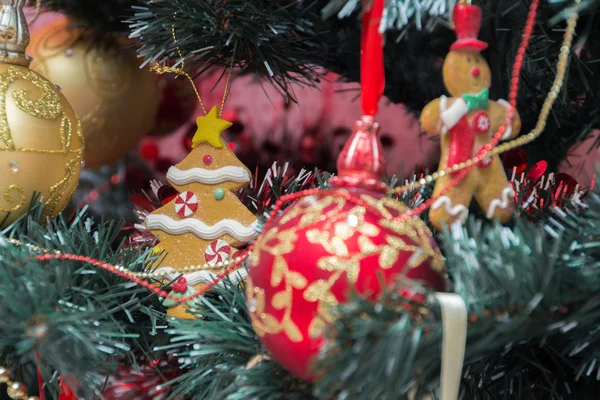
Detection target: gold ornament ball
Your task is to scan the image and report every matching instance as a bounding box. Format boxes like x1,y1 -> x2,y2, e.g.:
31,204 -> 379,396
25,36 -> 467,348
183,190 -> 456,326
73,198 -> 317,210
7,381 -> 27,399
0,64 -> 83,227
28,18 -> 160,169
0,367 -> 10,383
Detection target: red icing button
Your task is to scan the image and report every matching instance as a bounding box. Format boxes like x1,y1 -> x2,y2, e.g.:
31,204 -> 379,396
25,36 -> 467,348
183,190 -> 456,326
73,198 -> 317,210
203,154 -> 213,165
472,112 -> 490,133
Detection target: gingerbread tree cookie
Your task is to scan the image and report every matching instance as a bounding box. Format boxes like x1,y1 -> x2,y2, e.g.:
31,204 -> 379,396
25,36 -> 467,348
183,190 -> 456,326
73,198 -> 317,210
145,106 -> 258,319
420,3 -> 522,230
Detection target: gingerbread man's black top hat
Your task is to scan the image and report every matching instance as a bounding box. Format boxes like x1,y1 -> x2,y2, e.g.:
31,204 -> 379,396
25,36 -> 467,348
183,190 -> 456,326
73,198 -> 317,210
450,3 -> 488,52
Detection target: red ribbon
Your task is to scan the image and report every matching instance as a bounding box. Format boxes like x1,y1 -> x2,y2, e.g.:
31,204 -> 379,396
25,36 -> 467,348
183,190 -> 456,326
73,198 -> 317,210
35,352 -> 46,400
361,0 -> 385,116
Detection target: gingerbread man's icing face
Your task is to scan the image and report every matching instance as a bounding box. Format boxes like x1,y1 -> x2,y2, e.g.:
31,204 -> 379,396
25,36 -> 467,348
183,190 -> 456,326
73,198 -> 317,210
442,50 -> 491,96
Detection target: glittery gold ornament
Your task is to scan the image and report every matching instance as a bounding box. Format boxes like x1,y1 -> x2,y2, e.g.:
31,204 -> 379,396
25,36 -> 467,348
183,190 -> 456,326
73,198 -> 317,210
28,17 -> 160,169
0,2 -> 83,227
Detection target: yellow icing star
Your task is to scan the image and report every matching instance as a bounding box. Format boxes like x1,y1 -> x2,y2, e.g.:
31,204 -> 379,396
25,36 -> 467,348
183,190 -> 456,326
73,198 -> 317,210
192,106 -> 232,149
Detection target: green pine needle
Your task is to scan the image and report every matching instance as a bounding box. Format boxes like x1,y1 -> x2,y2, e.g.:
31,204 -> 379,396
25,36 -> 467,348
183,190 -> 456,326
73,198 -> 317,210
153,275 -> 313,400
0,205 -> 165,397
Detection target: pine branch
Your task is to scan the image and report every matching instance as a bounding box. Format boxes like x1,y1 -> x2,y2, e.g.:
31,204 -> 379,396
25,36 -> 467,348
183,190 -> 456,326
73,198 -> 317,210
314,181 -> 600,399
153,276 -> 314,400
128,0 -> 600,165
38,0 -> 140,35
0,205 -> 166,397
128,0 -> 333,100
322,0 -> 453,30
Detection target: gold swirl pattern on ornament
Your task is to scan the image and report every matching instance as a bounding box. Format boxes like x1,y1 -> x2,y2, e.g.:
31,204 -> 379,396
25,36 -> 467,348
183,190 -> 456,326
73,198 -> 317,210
0,67 -> 83,218
0,184 -> 25,212
12,73 -> 62,120
360,196 -> 446,273
0,67 -> 67,150
249,227 -> 307,341
249,194 -> 447,342
44,150 -> 82,219
44,119 -> 84,219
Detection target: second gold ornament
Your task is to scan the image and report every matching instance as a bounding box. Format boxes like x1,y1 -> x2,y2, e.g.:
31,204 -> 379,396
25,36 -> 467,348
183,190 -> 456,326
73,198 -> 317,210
28,18 -> 160,169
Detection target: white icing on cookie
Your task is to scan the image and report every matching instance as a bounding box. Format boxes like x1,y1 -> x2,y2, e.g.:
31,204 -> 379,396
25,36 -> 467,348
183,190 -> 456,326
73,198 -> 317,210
153,267 -> 248,287
440,97 -> 468,131
431,195 -> 469,223
167,166 -> 250,185
497,99 -> 513,140
146,215 -> 258,242
439,96 -> 449,135
486,186 -> 514,219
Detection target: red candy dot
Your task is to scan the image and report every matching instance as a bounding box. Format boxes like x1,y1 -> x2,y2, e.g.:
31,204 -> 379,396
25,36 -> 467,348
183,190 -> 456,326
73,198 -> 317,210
203,155 -> 213,165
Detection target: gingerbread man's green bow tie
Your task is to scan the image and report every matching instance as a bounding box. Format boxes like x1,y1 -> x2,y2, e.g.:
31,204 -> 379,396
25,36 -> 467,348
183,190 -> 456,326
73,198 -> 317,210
462,88 -> 489,111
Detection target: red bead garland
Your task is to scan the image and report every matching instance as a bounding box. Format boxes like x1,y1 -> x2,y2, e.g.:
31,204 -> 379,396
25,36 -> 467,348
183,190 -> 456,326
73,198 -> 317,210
36,252 -> 251,303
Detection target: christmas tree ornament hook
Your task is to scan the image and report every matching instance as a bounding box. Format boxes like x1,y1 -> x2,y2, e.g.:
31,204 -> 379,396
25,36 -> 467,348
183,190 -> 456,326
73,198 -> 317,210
150,25 -> 235,120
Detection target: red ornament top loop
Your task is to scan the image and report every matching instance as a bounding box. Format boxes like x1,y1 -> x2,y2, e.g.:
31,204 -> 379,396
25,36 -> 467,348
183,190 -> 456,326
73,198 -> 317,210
330,115 -> 387,193
360,0 -> 385,116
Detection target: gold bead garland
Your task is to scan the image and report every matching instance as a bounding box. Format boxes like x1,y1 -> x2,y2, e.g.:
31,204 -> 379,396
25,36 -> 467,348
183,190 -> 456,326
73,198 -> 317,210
389,10 -> 579,195
0,366 -> 39,400
4,238 -> 246,279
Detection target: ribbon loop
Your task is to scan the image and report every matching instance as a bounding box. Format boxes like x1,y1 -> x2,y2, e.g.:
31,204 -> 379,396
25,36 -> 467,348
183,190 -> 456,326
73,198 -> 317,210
360,0 -> 385,116
433,293 -> 468,400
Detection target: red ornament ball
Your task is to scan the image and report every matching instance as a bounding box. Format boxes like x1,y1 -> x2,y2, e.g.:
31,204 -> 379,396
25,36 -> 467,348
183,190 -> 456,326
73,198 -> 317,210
246,189 -> 447,382
203,154 -> 213,165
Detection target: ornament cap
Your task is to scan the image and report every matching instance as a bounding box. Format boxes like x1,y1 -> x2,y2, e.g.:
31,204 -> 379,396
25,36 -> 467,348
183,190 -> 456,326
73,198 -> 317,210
0,0 -> 30,66
330,115 -> 388,193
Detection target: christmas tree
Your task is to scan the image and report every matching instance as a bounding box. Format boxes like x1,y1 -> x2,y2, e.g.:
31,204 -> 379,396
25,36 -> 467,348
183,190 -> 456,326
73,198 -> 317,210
0,1 -> 598,399
145,106 -> 257,319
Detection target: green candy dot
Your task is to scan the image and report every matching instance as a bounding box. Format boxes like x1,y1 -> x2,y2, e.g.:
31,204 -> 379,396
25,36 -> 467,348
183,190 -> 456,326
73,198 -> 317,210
214,188 -> 226,200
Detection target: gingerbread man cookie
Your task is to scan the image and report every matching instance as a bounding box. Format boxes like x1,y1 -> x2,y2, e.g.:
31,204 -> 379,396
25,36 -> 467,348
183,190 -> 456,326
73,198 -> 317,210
420,3 -> 521,230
